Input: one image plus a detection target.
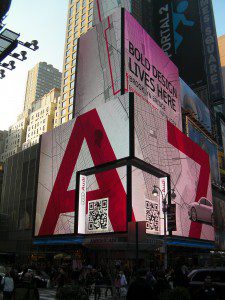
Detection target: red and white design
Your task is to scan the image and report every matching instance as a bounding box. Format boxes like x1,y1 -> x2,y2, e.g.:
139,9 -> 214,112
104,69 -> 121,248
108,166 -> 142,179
35,97 -> 129,236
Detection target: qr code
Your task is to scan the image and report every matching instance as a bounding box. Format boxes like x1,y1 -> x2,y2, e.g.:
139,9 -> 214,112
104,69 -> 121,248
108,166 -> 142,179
88,198 -> 108,232
146,199 -> 159,233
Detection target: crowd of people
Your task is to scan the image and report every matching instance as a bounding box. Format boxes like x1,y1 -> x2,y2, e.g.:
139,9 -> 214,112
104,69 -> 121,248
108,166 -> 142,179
0,259 -> 222,299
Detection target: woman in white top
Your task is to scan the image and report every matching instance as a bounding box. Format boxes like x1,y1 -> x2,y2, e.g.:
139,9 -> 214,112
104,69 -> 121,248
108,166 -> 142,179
1,272 -> 14,300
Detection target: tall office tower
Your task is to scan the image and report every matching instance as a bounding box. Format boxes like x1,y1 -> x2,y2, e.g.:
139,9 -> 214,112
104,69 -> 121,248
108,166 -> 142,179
218,35 -> 225,88
24,62 -> 62,113
58,0 -> 94,125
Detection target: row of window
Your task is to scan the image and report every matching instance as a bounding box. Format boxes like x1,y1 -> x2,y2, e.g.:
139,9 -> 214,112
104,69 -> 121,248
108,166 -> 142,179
61,113 -> 73,124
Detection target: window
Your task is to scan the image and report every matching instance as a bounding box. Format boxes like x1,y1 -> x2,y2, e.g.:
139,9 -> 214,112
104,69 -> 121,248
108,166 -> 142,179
76,1 -> 81,10
64,78 -> 68,85
192,271 -> 211,282
62,93 -> 68,100
72,52 -> 76,59
82,14 -> 86,21
68,113 -> 73,120
61,117 -> 66,124
65,57 -> 70,63
88,21 -> 92,27
66,49 -> 70,56
88,15 -> 92,21
81,27 -> 85,33
69,96 -> 74,104
70,82 -> 74,89
72,59 -> 76,66
69,7 -> 74,17
62,101 -> 67,108
70,90 -> 74,96
69,105 -> 73,113
71,66 -> 76,73
63,86 -> 68,92
65,63 -> 69,70
68,29 -> 72,37
73,44 -> 77,51
61,109 -> 66,116
64,71 -> 69,78
71,73 -> 75,81
81,20 -> 85,27
67,36 -> 72,43
74,31 -> 79,38
199,198 -> 206,205
89,8 -> 93,15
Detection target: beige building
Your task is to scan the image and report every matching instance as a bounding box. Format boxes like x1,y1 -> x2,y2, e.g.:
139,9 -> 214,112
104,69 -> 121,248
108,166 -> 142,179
2,114 -> 29,161
24,62 -> 62,112
218,35 -> 225,88
23,88 -> 60,149
58,0 -> 93,125
0,131 -> 8,162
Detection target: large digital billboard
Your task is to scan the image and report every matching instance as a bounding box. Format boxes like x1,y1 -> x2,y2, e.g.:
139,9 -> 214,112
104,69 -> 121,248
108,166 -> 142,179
187,120 -> 220,184
153,0 -> 224,105
180,79 -> 212,132
77,166 -> 127,234
76,8 -> 182,129
124,10 -> 182,129
35,95 -> 130,236
36,8 -> 214,242
133,93 -> 214,240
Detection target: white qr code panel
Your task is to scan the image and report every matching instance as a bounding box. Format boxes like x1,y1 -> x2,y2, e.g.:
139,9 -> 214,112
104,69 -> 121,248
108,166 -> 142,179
146,199 -> 160,234
87,198 -> 109,233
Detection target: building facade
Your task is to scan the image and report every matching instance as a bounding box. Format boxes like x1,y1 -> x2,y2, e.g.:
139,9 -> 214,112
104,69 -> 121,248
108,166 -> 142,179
23,62 -> 61,113
0,145 -> 39,261
0,130 -> 7,162
1,114 -> 29,161
58,0 -> 94,125
23,88 -> 60,149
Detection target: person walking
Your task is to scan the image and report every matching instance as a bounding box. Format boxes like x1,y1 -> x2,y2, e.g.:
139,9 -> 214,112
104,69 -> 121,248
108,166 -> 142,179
126,268 -> 154,300
1,272 -> 14,300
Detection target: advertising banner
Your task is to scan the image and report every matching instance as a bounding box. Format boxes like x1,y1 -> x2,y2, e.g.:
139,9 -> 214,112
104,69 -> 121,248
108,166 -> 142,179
180,79 -> 212,132
221,119 -> 225,160
134,93 -> 214,241
124,10 -> 182,129
187,120 -> 220,184
35,95 -> 130,236
153,0 -> 224,105
153,0 -> 207,101
198,0 -> 224,104
75,8 -> 123,116
78,175 -> 87,234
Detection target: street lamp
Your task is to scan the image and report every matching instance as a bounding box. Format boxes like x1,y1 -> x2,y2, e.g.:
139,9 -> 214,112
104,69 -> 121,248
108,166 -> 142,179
152,184 -> 176,270
0,60 -> 16,70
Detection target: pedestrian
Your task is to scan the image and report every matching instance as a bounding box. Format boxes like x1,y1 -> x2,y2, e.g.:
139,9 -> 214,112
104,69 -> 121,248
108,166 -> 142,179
1,271 -> 14,300
197,275 -> 219,300
56,267 -> 66,291
114,273 -> 121,298
154,270 -> 171,299
126,268 -> 154,300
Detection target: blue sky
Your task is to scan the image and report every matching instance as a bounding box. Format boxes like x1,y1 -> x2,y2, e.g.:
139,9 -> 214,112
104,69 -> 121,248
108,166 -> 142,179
0,0 -> 224,130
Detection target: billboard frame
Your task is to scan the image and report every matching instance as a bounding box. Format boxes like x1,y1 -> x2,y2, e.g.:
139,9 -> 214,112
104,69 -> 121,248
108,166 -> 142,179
75,156 -> 170,236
